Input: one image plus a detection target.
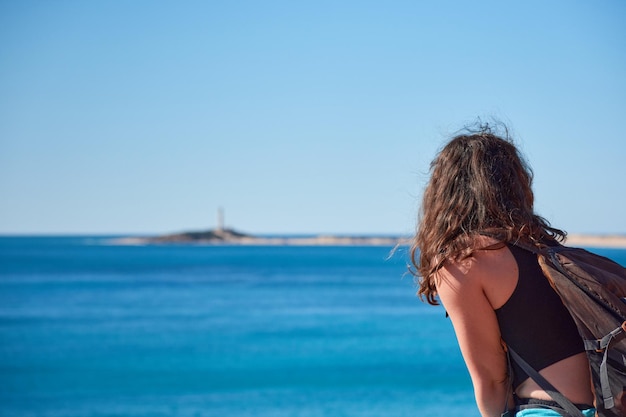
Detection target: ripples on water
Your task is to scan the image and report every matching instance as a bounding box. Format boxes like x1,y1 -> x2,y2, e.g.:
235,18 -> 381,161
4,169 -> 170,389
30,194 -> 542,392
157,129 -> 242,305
1,237 -> 624,417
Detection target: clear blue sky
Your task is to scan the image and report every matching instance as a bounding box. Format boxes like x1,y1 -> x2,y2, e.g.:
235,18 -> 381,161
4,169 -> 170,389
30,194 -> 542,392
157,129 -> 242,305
1,0 -> 624,235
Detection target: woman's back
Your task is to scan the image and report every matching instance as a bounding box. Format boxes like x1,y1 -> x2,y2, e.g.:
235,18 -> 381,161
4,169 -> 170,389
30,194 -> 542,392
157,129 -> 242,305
475,240 -> 594,406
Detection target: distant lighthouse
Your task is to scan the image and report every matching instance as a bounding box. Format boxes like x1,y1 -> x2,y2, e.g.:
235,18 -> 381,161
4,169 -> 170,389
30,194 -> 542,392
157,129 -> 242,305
217,207 -> 224,232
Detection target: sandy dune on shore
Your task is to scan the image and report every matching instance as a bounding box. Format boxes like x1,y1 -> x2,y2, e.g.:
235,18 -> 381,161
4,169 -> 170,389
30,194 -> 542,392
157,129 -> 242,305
565,234 -> 626,249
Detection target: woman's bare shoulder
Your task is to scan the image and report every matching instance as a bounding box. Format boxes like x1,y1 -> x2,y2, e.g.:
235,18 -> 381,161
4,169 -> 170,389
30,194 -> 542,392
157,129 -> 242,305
440,235 -> 509,274
436,237 -> 515,295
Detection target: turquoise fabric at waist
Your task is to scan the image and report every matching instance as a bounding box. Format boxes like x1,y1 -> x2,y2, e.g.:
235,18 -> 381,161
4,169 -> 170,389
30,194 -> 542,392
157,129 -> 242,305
514,398 -> 595,417
515,408 -> 595,417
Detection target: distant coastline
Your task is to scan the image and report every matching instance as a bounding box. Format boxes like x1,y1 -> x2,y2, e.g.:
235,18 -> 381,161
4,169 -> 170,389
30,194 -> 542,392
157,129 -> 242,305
113,228 -> 408,247
111,229 -> 626,248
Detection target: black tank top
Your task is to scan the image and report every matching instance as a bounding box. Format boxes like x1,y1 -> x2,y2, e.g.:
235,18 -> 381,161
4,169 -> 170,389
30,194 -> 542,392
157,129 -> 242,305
495,244 -> 584,388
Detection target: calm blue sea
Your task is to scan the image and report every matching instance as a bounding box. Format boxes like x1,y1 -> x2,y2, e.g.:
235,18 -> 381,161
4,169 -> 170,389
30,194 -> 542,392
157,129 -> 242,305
1,237 -> 625,417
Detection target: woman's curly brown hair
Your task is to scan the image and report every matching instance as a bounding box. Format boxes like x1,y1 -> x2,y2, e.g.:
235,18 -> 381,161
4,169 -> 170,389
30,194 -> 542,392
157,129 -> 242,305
411,124 -> 565,305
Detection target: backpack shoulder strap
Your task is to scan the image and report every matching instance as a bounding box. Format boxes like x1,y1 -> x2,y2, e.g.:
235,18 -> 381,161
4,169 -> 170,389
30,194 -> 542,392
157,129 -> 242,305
507,238 -> 560,255
507,347 -> 585,417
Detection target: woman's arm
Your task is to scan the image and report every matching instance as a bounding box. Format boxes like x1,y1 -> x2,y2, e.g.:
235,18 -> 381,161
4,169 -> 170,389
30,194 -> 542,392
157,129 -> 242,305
436,256 -> 513,416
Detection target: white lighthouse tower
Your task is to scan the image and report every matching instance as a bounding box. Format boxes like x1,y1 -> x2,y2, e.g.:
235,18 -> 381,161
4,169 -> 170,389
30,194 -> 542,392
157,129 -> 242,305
216,207 -> 224,233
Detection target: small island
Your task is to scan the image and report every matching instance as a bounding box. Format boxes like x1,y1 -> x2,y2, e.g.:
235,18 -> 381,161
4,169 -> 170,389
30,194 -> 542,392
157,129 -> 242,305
113,227 -> 408,246
148,228 -> 250,243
